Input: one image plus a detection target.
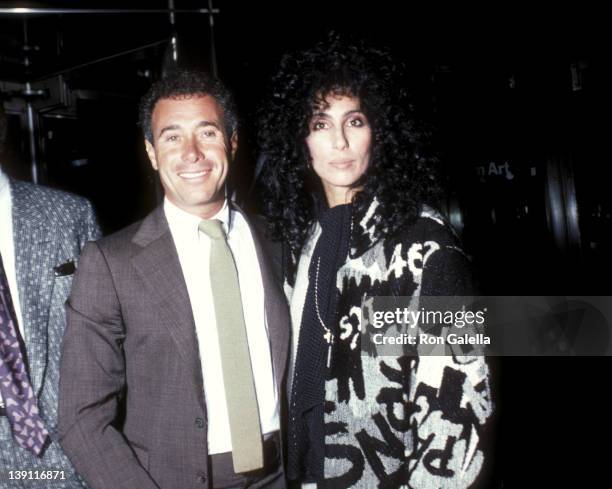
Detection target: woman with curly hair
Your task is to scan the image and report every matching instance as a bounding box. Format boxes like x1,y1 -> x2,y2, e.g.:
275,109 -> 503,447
258,35 -> 493,488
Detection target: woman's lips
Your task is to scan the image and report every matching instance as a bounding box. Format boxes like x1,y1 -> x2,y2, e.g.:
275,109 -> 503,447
329,159 -> 354,168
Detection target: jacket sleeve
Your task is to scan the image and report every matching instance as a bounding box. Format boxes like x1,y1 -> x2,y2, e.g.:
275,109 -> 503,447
80,198 -> 102,246
58,241 -> 160,489
408,244 -> 494,488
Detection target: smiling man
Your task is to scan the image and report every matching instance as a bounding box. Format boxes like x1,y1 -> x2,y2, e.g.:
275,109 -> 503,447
58,71 -> 289,489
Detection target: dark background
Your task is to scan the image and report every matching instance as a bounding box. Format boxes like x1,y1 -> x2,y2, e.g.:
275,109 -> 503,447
1,1 -> 611,487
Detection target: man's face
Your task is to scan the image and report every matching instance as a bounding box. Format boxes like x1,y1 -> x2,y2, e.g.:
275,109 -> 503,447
145,95 -> 236,218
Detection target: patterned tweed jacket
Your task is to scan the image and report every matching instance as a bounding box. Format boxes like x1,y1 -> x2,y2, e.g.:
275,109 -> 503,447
286,199 -> 493,488
0,179 -> 100,489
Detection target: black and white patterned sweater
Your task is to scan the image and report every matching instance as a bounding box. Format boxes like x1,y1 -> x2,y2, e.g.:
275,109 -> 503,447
286,199 -> 493,488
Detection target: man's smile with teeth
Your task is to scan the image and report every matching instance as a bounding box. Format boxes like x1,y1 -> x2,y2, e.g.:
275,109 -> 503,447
178,169 -> 210,179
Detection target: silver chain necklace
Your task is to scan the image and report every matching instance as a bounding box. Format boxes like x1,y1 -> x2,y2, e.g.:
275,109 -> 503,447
312,215 -> 353,370
314,256 -> 333,368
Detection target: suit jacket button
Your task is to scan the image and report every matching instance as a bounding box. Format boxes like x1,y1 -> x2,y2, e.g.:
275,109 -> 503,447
195,417 -> 205,429
196,474 -> 207,484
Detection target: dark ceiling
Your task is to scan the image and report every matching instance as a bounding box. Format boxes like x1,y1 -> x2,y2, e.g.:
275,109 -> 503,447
1,1 -> 607,95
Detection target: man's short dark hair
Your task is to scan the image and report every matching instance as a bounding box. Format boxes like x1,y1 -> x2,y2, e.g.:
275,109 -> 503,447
139,70 -> 238,143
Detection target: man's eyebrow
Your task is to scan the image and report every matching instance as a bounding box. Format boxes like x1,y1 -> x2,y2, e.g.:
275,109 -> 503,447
158,124 -> 180,138
157,120 -> 221,138
196,120 -> 221,130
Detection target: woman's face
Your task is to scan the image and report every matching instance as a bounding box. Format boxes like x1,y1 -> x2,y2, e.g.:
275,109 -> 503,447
305,94 -> 372,206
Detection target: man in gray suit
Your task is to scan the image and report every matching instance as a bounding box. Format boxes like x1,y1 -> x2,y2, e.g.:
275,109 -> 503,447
58,71 -> 289,489
0,102 -> 100,488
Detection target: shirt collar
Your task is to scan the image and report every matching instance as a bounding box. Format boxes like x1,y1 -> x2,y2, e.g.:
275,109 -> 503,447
163,197 -> 232,237
0,167 -> 9,197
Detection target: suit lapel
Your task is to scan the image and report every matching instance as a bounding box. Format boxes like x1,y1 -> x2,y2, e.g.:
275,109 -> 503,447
132,205 -> 287,407
235,206 -> 290,388
131,208 -> 202,385
10,181 -> 55,397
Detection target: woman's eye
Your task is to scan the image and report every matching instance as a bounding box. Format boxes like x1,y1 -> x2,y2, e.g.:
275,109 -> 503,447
312,121 -> 327,130
348,117 -> 365,127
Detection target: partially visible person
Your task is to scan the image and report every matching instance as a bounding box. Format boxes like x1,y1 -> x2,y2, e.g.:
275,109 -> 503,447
0,101 -> 101,488
258,35 -> 493,488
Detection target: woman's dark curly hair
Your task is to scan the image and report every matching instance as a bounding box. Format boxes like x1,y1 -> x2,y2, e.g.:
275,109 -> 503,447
257,34 -> 441,252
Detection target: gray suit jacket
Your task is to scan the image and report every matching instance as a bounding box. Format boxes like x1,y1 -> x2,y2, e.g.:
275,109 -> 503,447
58,204 -> 290,489
0,180 -> 100,489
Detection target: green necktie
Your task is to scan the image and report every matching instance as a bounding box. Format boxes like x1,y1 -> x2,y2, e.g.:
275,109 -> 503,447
198,219 -> 263,473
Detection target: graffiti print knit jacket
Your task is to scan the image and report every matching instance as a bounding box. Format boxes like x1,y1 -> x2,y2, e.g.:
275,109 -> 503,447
285,199 -> 493,488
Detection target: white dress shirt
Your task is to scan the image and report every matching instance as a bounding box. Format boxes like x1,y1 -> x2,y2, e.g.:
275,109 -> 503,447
164,197 -> 279,455
0,169 -> 23,332
0,168 -> 24,408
